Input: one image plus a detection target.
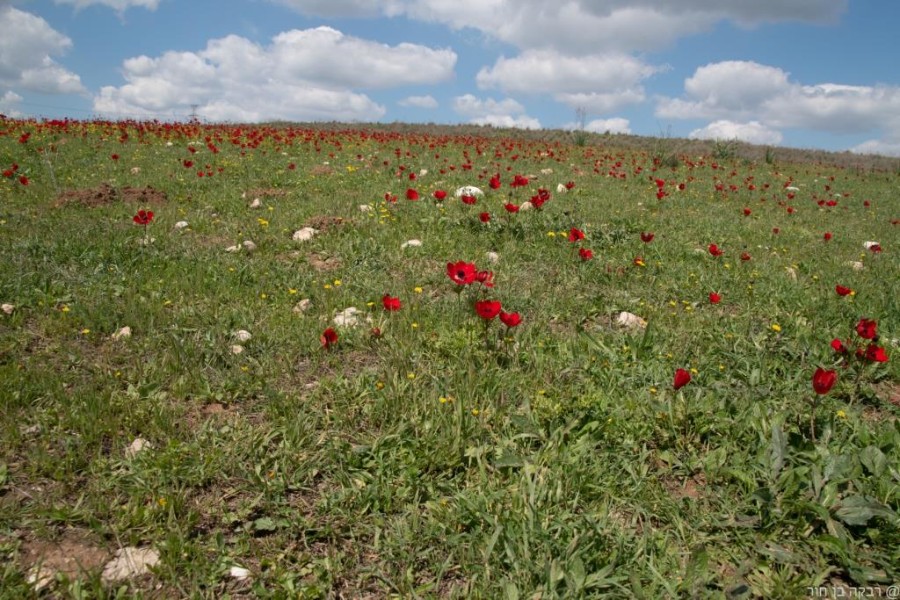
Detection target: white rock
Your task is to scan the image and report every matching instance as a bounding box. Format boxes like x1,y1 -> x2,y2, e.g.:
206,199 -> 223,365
1,303 -> 14,315
293,298 -> 312,313
454,185 -> 484,197
485,251 -> 500,264
616,311 -> 647,330
174,221 -> 189,229
358,204 -> 374,213
785,267 -> 798,281
849,261 -> 865,271
863,241 -> 880,250
242,240 -> 257,252
292,227 -> 318,242
786,186 -> 800,191
233,330 -> 252,342
540,168 -> 554,175
556,183 -> 568,193
249,198 -> 262,209
418,169 -> 428,177
231,344 -> 244,355
401,239 -> 422,249
112,326 -> 132,340
101,547 -> 160,583
125,437 -> 152,459
27,566 -> 55,592
519,201 -> 533,212
225,245 -> 241,253
229,566 -> 251,580
333,307 -> 371,328
20,424 -> 41,435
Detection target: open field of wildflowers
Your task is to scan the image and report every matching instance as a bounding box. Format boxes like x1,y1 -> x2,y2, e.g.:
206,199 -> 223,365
1,118 -> 898,598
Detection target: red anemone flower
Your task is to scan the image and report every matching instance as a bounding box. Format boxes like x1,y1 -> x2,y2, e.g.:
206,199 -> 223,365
640,232 -> 654,243
489,175 -> 502,189
433,189 -> 447,201
406,188 -> 419,201
673,368 -> 692,390
475,270 -> 494,287
565,181 -> 576,190
708,244 -> 723,257
504,202 -> 520,213
474,300 -> 502,320
133,209 -> 154,225
743,207 -> 751,216
856,318 -> 877,340
812,367 -> 837,395
461,194 -> 477,205
500,311 -> 522,327
835,285 -> 852,297
320,327 -> 338,348
831,338 -> 848,354
382,295 -> 401,311
823,232 -> 832,241
864,344 -> 888,363
579,248 -> 593,261
709,292 -> 721,304
479,212 -> 491,223
447,261 -> 477,285
568,227 -> 585,242
740,252 -> 751,262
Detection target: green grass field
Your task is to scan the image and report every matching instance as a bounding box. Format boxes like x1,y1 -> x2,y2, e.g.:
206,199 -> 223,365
1,118 -> 898,598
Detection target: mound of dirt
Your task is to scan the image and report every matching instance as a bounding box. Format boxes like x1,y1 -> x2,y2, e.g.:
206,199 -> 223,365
54,184 -> 168,208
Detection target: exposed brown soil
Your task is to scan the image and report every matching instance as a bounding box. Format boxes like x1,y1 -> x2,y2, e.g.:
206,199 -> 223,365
308,252 -> 342,271
19,528 -> 108,583
54,184 -> 168,208
304,215 -> 345,230
244,188 -> 290,199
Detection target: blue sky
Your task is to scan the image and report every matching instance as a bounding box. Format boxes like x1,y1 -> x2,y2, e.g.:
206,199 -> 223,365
2,0 -> 900,155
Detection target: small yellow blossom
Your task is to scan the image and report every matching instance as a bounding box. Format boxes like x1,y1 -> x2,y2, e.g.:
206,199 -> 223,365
414,287 -> 423,294
260,293 -> 267,299
257,218 -> 269,227
333,279 -> 342,286
323,284 -> 332,289
375,381 -> 385,390
158,498 -> 167,508
61,305 -> 70,313
649,387 -> 658,394
366,301 -> 375,307
690,368 -> 699,375
81,328 -> 90,335
471,408 -> 480,416
547,231 -> 556,238
724,263 -> 731,269
836,410 -> 847,419
407,372 -> 416,380
771,324 -> 782,332
288,288 -> 297,295
411,322 -> 419,329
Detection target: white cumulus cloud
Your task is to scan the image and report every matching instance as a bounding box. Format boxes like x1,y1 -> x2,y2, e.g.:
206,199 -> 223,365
0,6 -> 85,94
93,27 -> 456,122
0,90 -> 24,116
658,60 -> 900,154
689,120 -> 783,145
453,94 -> 540,129
583,118 -> 632,134
398,95 -> 438,108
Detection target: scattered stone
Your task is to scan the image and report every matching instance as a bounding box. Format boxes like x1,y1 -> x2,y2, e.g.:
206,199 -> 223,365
333,307 -> 370,328
130,167 -> 141,175
540,168 -> 554,175
112,326 -> 132,340
174,221 -> 189,229
485,251 -> 500,264
231,344 -> 244,355
292,227 -> 318,242
20,424 -> 41,435
786,186 -> 800,191
229,566 -> 251,580
27,566 -> 55,592
101,547 -> 160,583
519,201 -> 533,212
616,311 -> 647,330
455,185 -> 484,197
418,169 -> 428,177
293,298 -> 312,314
358,204 -> 373,213
785,267 -> 798,281
233,330 -> 252,342
241,240 -> 257,252
556,183 -> 568,193
249,198 -> 262,209
225,244 -> 240,253
125,437 -> 152,459
2,303 -> 14,315
401,239 -> 422,249
849,261 -> 864,271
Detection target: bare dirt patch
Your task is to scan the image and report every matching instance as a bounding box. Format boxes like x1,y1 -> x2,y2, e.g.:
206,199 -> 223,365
308,165 -> 334,176
304,215 -> 345,230
54,184 -> 168,208
308,252 -> 342,272
19,528 -> 108,585
662,471 -> 706,501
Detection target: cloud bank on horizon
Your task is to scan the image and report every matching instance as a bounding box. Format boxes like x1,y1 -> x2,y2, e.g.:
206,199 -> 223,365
2,0 -> 899,156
